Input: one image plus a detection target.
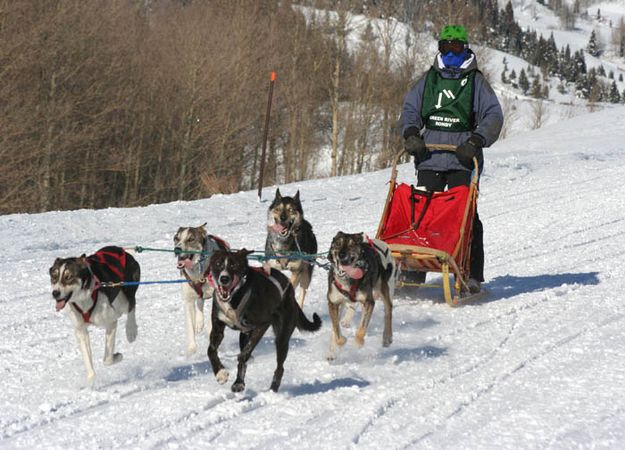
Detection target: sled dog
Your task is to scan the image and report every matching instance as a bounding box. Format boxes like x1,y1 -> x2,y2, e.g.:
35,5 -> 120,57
174,224 -> 229,355
326,232 -> 396,360
207,248 -> 322,392
48,246 -> 140,384
265,188 -> 318,308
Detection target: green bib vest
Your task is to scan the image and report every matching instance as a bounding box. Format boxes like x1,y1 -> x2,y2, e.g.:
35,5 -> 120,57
421,68 -> 476,132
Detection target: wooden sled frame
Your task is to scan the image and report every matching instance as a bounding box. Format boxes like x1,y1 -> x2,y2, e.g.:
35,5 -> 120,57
375,144 -> 480,306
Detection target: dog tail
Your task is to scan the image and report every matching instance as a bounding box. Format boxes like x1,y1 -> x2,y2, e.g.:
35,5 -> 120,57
297,310 -> 322,333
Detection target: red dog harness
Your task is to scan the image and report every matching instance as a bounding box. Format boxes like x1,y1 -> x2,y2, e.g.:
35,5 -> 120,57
72,248 -> 128,324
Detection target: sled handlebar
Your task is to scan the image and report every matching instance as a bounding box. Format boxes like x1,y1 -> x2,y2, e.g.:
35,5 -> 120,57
390,145 -> 479,185
425,143 -> 457,151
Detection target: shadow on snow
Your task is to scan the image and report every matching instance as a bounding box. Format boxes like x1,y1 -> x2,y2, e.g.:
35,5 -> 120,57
284,377 -> 370,397
483,272 -> 600,303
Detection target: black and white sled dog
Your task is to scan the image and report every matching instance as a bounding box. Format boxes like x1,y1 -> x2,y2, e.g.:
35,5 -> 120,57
207,248 -> 322,392
174,224 -> 229,355
326,232 -> 396,360
48,246 -> 140,384
265,188 -> 317,308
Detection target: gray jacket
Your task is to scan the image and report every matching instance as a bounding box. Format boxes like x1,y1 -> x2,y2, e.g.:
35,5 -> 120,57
401,52 -> 503,172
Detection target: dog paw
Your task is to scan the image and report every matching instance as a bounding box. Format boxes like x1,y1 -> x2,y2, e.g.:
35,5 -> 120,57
383,334 -> 393,347
335,336 -> 347,347
340,319 -> 351,328
326,351 -> 337,362
231,381 -> 245,393
354,332 -> 365,348
194,314 -> 204,334
86,372 -> 96,385
126,325 -> 138,343
216,369 -> 229,384
186,344 -> 197,356
104,353 -> 123,366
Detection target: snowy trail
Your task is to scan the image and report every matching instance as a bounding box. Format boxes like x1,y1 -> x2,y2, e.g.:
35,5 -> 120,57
2,106 -> 625,449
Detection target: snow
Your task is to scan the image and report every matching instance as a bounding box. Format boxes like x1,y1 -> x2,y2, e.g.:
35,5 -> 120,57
2,104 -> 625,449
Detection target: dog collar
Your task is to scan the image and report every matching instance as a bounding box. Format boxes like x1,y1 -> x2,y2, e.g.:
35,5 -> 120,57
182,269 -> 206,298
333,276 -> 360,303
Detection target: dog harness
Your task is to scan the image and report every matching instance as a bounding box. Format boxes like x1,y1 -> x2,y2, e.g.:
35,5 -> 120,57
214,267 -> 288,332
333,277 -> 360,303
268,231 -> 312,270
332,235 -> 389,303
71,273 -> 101,324
182,235 -> 230,298
72,247 -> 128,324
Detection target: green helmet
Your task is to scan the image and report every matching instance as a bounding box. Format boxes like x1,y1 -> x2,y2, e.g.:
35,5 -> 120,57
439,25 -> 468,43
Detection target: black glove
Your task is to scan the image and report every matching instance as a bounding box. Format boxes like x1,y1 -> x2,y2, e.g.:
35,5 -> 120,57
404,135 -> 428,162
456,134 -> 485,169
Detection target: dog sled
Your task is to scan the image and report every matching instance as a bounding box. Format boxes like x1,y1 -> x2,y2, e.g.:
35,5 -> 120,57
375,144 -> 481,306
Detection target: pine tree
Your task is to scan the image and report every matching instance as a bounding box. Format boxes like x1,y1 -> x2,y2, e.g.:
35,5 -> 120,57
501,69 -> 508,84
542,84 -> 550,99
619,73 -> 624,82
510,69 -> 517,80
574,50 -> 587,78
622,88 -> 625,103
608,70 -> 614,79
608,81 -> 621,103
530,75 -> 543,98
598,65 -> 606,76
587,30 -> 599,57
519,68 -> 530,94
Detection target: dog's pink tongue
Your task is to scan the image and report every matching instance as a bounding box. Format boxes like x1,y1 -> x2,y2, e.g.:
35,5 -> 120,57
341,265 -> 364,280
55,300 -> 67,312
269,223 -> 285,233
177,259 -> 194,269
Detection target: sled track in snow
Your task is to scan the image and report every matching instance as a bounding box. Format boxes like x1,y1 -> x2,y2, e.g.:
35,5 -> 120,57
0,377 -> 176,441
351,279 -> 607,445
403,313 -> 625,448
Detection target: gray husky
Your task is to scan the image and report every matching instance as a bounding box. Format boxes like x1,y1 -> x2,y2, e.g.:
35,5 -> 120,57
264,188 -> 317,307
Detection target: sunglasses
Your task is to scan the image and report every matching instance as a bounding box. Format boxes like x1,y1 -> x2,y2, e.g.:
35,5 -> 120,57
438,40 -> 467,55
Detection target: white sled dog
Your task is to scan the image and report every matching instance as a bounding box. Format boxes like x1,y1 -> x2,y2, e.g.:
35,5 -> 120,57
48,246 -> 140,384
174,224 -> 229,355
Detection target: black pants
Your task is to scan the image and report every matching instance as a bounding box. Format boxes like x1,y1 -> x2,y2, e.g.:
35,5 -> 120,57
416,170 -> 484,282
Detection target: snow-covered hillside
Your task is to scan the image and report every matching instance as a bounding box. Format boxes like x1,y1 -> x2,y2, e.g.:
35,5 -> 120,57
2,104 -> 625,448
492,0 -> 625,135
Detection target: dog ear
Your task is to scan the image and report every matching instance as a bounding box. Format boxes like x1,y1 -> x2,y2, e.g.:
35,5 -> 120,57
238,248 -> 254,257
80,268 -> 92,288
293,190 -> 303,212
354,233 -> 364,244
275,188 -> 282,200
198,222 -> 207,229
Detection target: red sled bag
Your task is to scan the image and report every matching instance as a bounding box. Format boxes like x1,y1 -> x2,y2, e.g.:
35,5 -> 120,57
379,183 -> 470,256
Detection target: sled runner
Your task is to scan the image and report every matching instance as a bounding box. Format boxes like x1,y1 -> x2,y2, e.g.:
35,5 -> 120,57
375,144 -> 481,306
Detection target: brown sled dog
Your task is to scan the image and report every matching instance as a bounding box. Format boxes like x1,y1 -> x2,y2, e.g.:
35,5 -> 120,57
326,232 -> 396,360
